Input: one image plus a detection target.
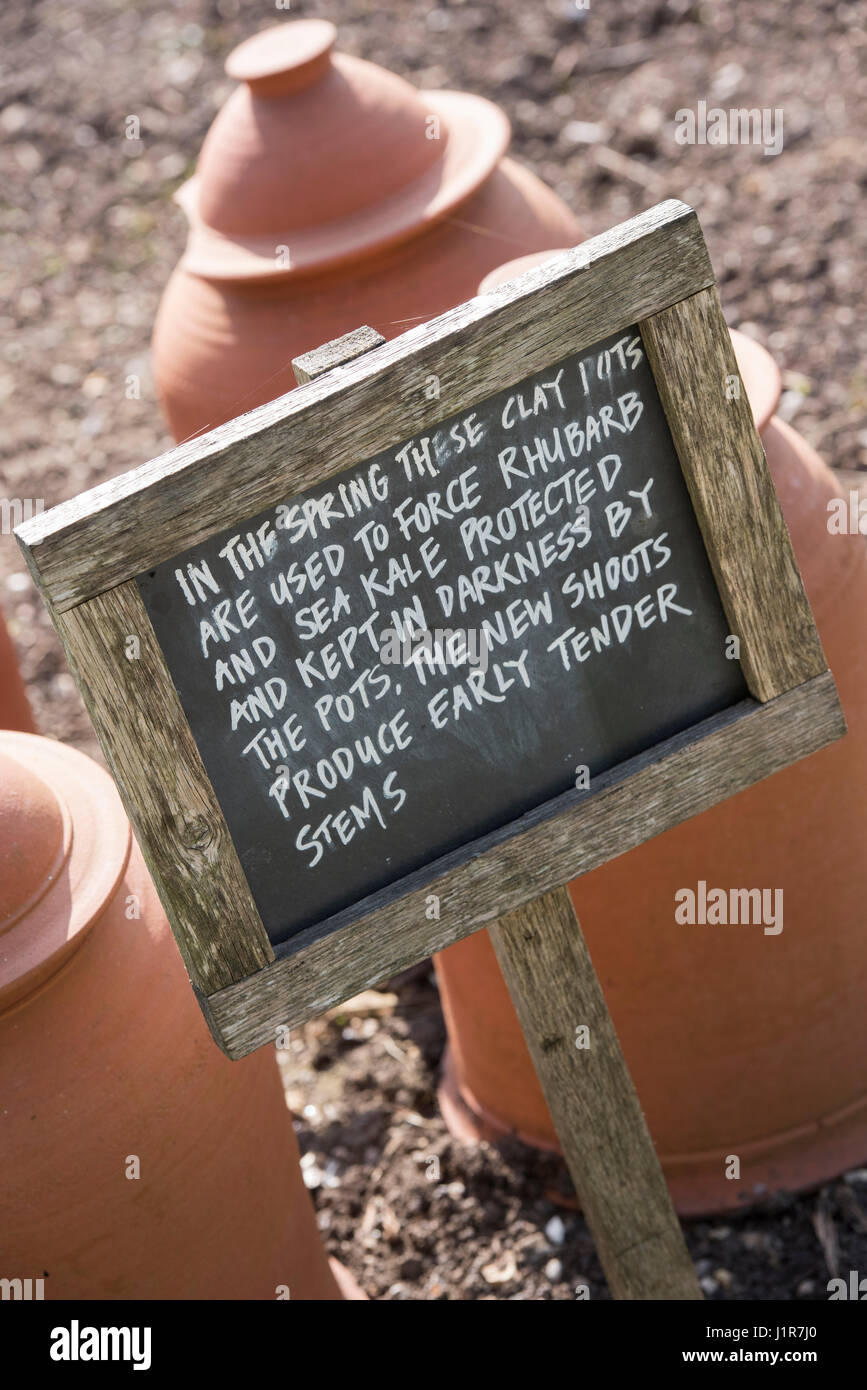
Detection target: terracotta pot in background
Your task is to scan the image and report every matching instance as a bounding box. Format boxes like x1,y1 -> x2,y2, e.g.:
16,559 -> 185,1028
0,731 -> 362,1299
152,19 -> 582,443
435,250 -> 867,1215
0,605 -> 35,732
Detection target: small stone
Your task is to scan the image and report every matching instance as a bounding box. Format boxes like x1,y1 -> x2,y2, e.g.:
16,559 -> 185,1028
321,1160 -> 341,1189
386,1282 -> 413,1299
712,62 -> 745,100
545,1215 -> 566,1246
17,288 -> 41,316
14,142 -> 43,173
433,1181 -> 465,1200
481,1251 -> 518,1285
797,1278 -> 815,1296
544,1258 -> 563,1281
82,373 -> 109,399
777,389 -> 806,423
50,364 -> 79,387
0,103 -> 30,134
158,153 -> 188,181
299,1151 -> 321,1189
700,1276 -> 719,1295
563,120 -> 607,145
166,54 -> 201,86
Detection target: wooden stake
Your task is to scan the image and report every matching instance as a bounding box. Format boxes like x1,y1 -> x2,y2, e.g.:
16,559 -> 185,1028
489,886 -> 702,1300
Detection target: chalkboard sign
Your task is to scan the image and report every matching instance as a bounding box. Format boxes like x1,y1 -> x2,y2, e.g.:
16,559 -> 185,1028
137,327 -> 745,946
17,201 -> 842,1061
15,201 -> 847,1305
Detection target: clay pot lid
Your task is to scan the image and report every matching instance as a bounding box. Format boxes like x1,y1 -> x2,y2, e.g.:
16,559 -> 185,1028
478,253 -> 783,432
0,733 -> 131,1010
177,19 -> 510,282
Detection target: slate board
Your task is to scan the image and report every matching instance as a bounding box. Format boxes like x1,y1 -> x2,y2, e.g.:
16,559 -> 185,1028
137,326 -> 747,946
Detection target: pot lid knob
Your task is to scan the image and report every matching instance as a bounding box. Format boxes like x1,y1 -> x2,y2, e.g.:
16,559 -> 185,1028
225,19 -> 337,97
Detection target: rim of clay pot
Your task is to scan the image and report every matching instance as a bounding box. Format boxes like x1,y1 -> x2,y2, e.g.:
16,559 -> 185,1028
728,328 -> 782,432
439,1044 -> 867,1218
178,89 -> 509,283
478,250 -> 783,432
0,733 -> 131,1012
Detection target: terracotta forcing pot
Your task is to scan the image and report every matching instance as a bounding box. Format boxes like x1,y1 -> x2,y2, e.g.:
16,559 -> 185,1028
0,731 -> 361,1298
434,252 -> 867,1215
0,605 -> 35,732
152,18 -> 582,443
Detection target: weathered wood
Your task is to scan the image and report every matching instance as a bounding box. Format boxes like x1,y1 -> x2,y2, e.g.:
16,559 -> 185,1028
17,200 -> 711,611
204,670 -> 843,1057
54,581 -> 273,992
489,887 -> 702,1300
640,289 -> 827,701
15,203 -> 844,1061
292,326 -> 385,384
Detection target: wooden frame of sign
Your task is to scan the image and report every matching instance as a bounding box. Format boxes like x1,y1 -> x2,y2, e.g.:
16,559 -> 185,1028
18,200 -> 843,1299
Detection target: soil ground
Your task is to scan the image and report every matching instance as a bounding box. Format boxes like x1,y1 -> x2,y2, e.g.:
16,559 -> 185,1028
2,0 -> 866,1299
